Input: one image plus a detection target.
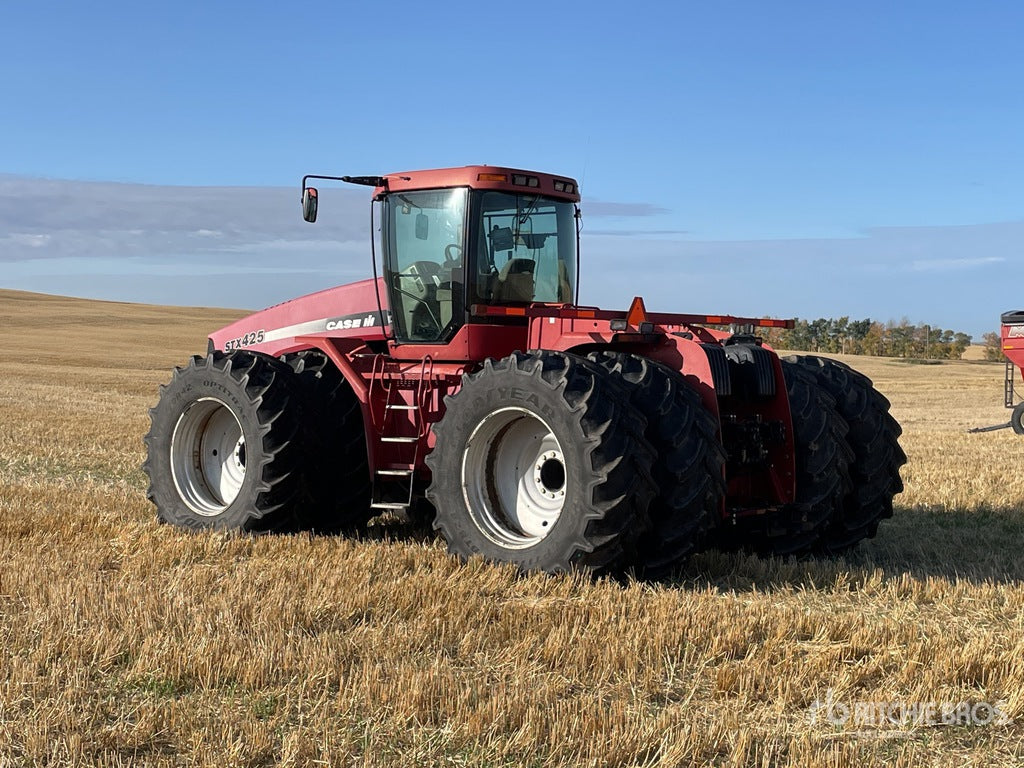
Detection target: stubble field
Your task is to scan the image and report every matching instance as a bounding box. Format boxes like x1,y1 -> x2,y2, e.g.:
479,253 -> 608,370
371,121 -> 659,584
2,288 -> 1024,767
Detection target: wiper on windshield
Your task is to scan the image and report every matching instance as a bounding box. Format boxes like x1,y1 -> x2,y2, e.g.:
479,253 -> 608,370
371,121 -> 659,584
517,195 -> 540,224
514,195 -> 541,242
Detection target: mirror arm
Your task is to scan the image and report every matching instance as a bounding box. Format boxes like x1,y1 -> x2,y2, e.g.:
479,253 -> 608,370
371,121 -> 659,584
301,173 -> 389,191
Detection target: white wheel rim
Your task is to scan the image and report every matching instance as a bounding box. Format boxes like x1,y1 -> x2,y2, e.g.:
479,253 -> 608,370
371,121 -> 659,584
461,407 -> 567,548
170,397 -> 246,516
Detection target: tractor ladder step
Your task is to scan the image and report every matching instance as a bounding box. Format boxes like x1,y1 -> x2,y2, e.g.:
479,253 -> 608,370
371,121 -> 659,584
370,355 -> 435,513
370,463 -> 417,509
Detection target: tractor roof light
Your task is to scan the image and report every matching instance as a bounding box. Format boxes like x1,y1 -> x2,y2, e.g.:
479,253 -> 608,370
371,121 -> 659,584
512,174 -> 540,188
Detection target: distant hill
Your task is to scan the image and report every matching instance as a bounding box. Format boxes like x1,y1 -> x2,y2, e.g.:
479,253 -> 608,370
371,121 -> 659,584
960,344 -> 989,361
0,288 -> 246,369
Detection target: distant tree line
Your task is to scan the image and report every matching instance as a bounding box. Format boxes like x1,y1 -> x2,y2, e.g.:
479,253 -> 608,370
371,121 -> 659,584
757,317 -> 974,359
981,331 -> 1003,362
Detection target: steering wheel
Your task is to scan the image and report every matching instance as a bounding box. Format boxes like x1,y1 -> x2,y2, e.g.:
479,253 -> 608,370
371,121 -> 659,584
444,243 -> 462,265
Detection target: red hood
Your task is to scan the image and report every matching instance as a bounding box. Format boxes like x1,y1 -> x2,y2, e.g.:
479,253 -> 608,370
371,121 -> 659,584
208,277 -> 390,357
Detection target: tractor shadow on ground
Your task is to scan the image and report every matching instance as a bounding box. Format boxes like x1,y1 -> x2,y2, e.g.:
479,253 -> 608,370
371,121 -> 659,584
348,503 -> 1024,590
359,510 -> 439,546
676,503 -> 1024,592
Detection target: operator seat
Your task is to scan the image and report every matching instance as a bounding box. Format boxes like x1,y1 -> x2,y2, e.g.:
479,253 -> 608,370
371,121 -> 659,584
495,258 -> 535,303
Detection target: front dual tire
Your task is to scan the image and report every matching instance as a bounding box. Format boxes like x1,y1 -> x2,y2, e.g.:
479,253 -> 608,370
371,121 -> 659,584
144,351 -> 306,532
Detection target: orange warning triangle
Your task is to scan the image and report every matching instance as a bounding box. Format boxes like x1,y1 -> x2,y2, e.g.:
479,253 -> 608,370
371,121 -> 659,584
626,296 -> 648,327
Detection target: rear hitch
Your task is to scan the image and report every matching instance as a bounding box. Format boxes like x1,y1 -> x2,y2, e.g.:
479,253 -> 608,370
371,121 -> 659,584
966,422 -> 1012,434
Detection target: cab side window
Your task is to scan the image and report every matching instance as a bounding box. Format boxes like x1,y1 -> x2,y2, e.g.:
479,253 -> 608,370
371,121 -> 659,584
385,188 -> 467,342
475,192 -> 576,306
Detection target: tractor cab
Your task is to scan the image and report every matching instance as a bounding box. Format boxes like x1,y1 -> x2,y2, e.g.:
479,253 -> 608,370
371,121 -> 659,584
302,166 -> 581,345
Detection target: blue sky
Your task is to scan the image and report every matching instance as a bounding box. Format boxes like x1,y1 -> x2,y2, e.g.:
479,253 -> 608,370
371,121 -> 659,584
2,1 -> 1023,338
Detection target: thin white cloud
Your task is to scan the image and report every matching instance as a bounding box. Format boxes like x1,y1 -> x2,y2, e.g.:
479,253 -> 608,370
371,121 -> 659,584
0,174 -> 367,264
911,256 -> 1005,272
5,233 -> 51,247
0,175 -> 372,309
584,200 -> 671,217
2,256 -> 327,278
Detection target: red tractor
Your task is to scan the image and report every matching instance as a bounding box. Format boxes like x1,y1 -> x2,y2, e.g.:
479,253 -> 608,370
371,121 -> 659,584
144,165 -> 905,575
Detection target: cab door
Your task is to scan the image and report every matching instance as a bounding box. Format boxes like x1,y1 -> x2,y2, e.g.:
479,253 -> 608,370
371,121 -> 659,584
382,188 -> 468,344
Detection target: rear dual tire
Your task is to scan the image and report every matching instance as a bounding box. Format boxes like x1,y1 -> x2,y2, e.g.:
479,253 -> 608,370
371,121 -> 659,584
716,355 -> 905,556
426,351 -> 657,575
716,360 -> 851,556
783,355 -> 905,552
586,351 -> 724,577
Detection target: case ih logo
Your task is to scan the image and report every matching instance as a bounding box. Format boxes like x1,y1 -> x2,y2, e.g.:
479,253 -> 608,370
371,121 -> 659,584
325,312 -> 384,331
1009,326 -> 1024,338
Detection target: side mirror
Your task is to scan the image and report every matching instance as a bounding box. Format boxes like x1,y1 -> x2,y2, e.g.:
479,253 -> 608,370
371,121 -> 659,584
415,212 -> 429,240
302,187 -> 318,222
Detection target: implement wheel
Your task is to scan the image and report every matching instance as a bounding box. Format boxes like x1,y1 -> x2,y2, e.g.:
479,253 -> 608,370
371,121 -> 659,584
1012,402 -> 1024,436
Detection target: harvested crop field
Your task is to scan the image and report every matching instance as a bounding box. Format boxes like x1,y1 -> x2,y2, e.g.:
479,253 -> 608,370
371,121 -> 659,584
2,288 -> 1024,767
